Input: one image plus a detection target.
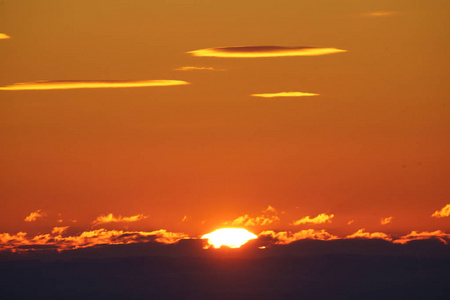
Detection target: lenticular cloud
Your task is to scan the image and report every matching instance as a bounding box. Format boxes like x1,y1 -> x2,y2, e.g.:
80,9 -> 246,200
188,46 -> 346,58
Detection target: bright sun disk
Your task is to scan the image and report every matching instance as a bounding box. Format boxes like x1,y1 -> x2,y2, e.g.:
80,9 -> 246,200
201,228 -> 257,249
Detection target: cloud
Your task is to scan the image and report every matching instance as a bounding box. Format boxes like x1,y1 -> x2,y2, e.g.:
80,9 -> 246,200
381,217 -> 393,225
393,230 -> 450,245
0,80 -> 190,91
291,213 -> 334,225
347,220 -> 355,225
259,229 -> 338,245
0,229 -> 188,252
224,205 -> 280,227
174,66 -> 224,71
251,92 -> 319,98
431,204 -> 450,218
187,46 -> 347,58
363,11 -> 397,17
92,213 -> 147,226
346,229 -> 392,241
24,210 -> 46,222
51,226 -> 69,236
181,215 -> 189,222
0,33 -> 11,39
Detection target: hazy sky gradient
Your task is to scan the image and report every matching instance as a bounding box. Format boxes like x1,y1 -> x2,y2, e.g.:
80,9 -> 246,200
1,0 -> 449,237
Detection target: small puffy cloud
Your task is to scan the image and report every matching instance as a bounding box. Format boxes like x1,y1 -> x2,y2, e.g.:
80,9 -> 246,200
174,66 -> 224,71
0,33 -> 11,39
381,217 -> 393,225
92,213 -> 147,226
431,204 -> 450,218
24,210 -> 46,222
181,215 -> 189,222
347,220 -> 355,225
251,92 -> 319,98
0,80 -> 190,91
346,229 -> 392,241
259,229 -> 338,245
291,213 -> 334,226
363,11 -> 397,17
0,229 -> 188,252
187,46 -> 347,58
394,230 -> 450,245
224,205 -> 280,227
51,226 -> 69,236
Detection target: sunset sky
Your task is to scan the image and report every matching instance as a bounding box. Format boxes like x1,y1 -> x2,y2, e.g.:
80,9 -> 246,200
1,0 -> 449,251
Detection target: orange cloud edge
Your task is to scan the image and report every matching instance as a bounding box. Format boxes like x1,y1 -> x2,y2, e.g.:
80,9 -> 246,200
0,33 -> 11,39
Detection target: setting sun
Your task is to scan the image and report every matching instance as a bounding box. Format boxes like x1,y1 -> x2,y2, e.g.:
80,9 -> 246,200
202,228 -> 257,249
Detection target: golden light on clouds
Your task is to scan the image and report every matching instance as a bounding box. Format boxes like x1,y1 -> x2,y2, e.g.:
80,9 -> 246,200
346,229 -> 392,241
188,46 -> 347,58
224,205 -> 280,226
24,209 -> 46,222
259,229 -> 338,245
92,213 -> 147,226
393,230 -> 450,245
202,228 -> 257,249
251,92 -> 319,98
291,213 -> 334,225
51,226 -> 69,236
0,80 -> 190,91
381,217 -> 393,225
0,229 -> 188,252
0,33 -> 11,39
431,204 -> 450,218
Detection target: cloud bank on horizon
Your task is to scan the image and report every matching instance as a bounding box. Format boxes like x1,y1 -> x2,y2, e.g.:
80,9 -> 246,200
188,46 -> 347,58
0,228 -> 188,252
2,227 -> 449,253
0,80 -> 190,91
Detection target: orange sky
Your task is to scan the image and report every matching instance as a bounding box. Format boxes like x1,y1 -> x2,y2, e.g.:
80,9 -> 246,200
0,0 -> 449,241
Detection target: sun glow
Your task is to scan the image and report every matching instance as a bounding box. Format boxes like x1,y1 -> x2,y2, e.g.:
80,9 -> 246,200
202,228 -> 257,249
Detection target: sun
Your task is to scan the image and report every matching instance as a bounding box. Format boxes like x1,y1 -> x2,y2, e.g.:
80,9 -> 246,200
201,228 -> 258,249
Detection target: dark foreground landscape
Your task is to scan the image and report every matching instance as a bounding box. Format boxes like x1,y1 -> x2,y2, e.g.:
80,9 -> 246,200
1,239 -> 449,300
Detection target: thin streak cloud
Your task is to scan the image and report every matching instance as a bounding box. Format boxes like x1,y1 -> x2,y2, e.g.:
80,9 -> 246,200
0,33 -> 11,39
363,11 -> 398,17
188,46 -> 347,58
174,66 -> 224,71
0,80 -> 190,91
251,92 -> 319,98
